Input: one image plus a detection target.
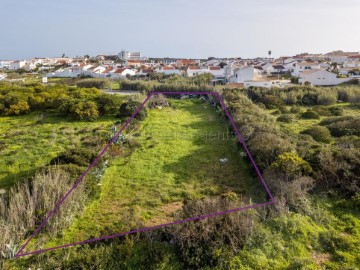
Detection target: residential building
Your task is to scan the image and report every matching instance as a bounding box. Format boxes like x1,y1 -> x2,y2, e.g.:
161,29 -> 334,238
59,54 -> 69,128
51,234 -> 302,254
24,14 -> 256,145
244,79 -> 291,88
299,69 -> 351,86
9,61 -> 27,70
111,68 -> 136,78
156,66 -> 182,75
230,66 -> 263,83
292,62 -> 320,76
0,60 -> 12,69
207,66 -> 224,78
176,59 -> 198,68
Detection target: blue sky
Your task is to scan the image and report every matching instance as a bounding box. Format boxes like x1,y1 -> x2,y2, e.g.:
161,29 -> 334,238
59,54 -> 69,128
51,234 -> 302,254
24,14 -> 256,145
1,0 -> 359,59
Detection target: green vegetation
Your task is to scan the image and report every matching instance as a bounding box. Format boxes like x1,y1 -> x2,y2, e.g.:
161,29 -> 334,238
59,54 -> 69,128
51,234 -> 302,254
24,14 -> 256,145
1,80 -> 359,269
36,99 -> 259,249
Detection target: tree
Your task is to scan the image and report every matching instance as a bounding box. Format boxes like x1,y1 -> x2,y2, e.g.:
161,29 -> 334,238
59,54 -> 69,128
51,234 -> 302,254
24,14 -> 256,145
268,50 -> 272,58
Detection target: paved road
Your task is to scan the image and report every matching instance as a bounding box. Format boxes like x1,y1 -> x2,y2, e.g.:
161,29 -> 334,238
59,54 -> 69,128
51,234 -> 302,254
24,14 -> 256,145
103,90 -> 141,95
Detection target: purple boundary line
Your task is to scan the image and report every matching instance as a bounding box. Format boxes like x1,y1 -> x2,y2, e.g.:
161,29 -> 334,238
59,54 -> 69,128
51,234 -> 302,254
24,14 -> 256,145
16,201 -> 275,257
15,91 -> 274,258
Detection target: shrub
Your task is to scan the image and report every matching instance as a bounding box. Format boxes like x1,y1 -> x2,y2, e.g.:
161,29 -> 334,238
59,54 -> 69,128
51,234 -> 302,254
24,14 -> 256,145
76,79 -> 109,89
262,95 -> 284,109
302,126 -> 332,143
271,152 -> 313,177
4,101 -> 30,115
317,93 -> 337,105
329,106 -> 344,116
277,114 -> 294,123
321,116 -> 360,137
70,101 -> 99,120
96,94 -> 123,115
301,110 -> 320,119
118,100 -> 147,121
290,106 -> 302,114
60,100 -> 99,120
168,195 -> 258,269
279,106 -> 289,114
312,105 -> 332,116
50,148 -> 98,167
0,167 -> 86,260
147,94 -> 170,109
301,93 -> 318,105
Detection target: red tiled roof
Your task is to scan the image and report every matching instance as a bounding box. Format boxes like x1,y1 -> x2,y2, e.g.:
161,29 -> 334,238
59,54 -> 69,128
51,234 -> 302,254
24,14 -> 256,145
114,68 -> 127,74
209,66 -> 221,70
163,67 -> 175,70
188,66 -> 201,70
178,60 -> 196,64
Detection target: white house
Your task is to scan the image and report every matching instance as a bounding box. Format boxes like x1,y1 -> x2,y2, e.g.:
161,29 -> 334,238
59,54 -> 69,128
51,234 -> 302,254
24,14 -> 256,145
343,57 -> 360,68
292,62 -> 320,76
230,66 -> 263,83
299,69 -> 351,86
207,66 -> 224,78
111,68 -> 136,78
187,66 -> 207,77
9,61 -> 27,70
244,79 -> 291,88
156,66 -> 182,75
0,61 -> 12,69
47,67 -> 81,78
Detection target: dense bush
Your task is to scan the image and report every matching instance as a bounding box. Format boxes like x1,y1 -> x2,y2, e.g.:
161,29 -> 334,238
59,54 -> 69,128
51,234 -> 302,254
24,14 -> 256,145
167,194 -> 258,269
147,94 -> 170,109
118,100 -> 148,120
329,106 -> 344,116
312,105 -> 332,116
96,94 -> 123,115
261,95 -> 284,108
277,114 -> 294,123
313,147 -> 360,193
76,79 -> 109,89
321,116 -> 360,137
301,109 -> 320,119
317,93 -> 337,105
301,126 -> 332,143
0,168 -> 86,260
60,100 -> 99,120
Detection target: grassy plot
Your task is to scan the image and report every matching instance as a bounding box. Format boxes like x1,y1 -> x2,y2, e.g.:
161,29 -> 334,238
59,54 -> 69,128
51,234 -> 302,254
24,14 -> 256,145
46,99 -> 263,246
0,112 -> 116,189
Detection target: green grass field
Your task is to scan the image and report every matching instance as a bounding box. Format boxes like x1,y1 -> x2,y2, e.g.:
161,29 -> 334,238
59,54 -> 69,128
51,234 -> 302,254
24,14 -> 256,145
38,99 -> 262,247
0,113 -> 116,189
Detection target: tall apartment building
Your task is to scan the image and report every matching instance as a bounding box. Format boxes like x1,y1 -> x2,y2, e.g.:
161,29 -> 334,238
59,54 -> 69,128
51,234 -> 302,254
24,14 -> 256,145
118,50 -> 142,61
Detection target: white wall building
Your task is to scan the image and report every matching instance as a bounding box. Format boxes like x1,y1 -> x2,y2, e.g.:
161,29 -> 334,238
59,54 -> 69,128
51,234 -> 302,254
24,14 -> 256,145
111,68 -> 136,78
230,66 -> 263,83
9,61 -> 27,70
156,67 -> 182,75
0,61 -> 12,69
299,69 -> 351,86
244,79 -> 291,88
118,50 -> 142,61
292,62 -> 320,76
187,66 -> 207,77
207,66 -> 224,78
